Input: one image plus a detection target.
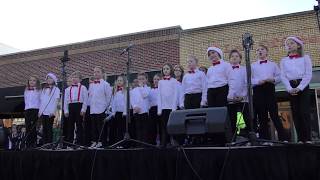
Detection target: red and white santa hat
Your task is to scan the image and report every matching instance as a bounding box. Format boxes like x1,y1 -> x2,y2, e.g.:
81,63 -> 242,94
207,47 -> 223,59
285,36 -> 304,50
46,73 -> 58,85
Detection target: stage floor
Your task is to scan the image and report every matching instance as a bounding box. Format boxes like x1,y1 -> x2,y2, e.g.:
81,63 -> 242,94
0,145 -> 319,180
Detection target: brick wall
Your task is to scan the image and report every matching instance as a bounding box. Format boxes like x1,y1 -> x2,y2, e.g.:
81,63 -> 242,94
180,10 -> 320,68
0,27 -> 181,88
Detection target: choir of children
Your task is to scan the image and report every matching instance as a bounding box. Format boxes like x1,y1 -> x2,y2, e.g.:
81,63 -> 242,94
22,35 -> 313,148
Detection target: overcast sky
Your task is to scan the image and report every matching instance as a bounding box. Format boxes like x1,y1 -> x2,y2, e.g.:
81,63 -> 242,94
0,0 -> 315,53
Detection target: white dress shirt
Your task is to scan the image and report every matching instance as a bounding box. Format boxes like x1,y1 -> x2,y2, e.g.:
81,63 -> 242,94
176,81 -> 184,108
111,90 -> 126,115
280,54 -> 312,91
130,85 -> 151,114
149,87 -> 159,108
64,83 -> 88,114
88,79 -> 112,114
181,68 -> 207,106
251,59 -> 281,86
157,78 -> 178,115
39,86 -> 60,116
227,65 -> 248,102
207,59 -> 232,89
24,88 -> 41,110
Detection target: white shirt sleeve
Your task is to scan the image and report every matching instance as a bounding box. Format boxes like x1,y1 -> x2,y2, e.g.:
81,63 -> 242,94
104,82 -> 112,108
200,72 -> 207,106
64,88 -> 69,114
180,76 -> 186,108
274,62 -> 281,84
297,55 -> 313,91
157,81 -> 162,115
280,59 -> 293,92
81,86 -> 88,113
251,64 -> 259,86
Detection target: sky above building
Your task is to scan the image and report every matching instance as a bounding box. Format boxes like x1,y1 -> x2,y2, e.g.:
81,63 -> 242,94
0,0 -> 316,53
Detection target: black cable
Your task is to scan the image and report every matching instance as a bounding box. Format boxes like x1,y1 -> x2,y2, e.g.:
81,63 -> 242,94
90,115 -> 109,180
90,93 -> 113,180
179,146 -> 203,180
218,102 -> 246,180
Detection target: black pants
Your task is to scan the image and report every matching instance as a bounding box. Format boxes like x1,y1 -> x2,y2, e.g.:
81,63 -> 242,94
160,109 -> 172,146
41,115 -> 54,144
207,85 -> 229,107
148,106 -> 160,145
134,113 -> 149,143
289,84 -> 311,142
227,103 -> 251,138
67,103 -> 84,145
84,107 -> 92,146
91,113 -> 106,142
253,83 -> 289,141
184,93 -> 202,109
109,112 -> 126,144
25,109 -> 39,147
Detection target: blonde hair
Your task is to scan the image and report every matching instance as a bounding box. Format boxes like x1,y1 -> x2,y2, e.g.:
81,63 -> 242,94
26,75 -> 41,90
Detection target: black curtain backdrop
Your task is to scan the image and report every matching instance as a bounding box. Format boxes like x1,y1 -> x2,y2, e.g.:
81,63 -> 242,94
0,145 -> 319,180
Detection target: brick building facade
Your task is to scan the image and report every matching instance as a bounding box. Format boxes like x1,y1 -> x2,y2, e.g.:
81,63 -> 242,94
180,10 -> 320,68
1,10 -> 320,117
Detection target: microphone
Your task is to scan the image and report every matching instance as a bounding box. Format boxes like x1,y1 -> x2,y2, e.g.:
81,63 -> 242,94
120,44 -> 134,55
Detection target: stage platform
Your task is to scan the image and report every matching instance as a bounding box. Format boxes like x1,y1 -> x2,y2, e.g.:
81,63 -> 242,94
0,145 -> 319,180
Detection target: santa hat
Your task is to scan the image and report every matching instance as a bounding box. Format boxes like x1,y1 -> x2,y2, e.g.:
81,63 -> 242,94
46,73 -> 58,84
207,47 -> 223,59
285,36 -> 304,50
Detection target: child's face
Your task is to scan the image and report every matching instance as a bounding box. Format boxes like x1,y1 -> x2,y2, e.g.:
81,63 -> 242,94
72,76 -> 80,84
187,58 -> 197,69
138,75 -> 147,85
174,67 -> 182,77
162,65 -> 171,76
94,68 -> 103,79
199,67 -> 206,74
256,46 -> 268,59
46,77 -> 55,85
133,79 -> 139,88
117,77 -> 124,86
153,75 -> 160,86
67,78 -> 73,86
29,77 -> 37,87
208,51 -> 221,61
286,39 -> 300,53
229,52 -> 241,65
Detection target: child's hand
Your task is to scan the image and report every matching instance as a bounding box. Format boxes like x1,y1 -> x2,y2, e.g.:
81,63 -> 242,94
49,113 -> 55,118
289,88 -> 300,95
80,111 -> 85,116
234,97 -> 243,102
258,80 -> 265,85
133,107 -> 141,114
265,78 -> 275,83
64,113 -> 69,118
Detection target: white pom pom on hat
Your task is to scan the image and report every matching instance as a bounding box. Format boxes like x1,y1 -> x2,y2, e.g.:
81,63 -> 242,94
46,73 -> 58,84
207,47 -> 223,60
285,36 -> 304,51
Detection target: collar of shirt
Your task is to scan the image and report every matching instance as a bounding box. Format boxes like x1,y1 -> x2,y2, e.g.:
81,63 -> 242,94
288,54 -> 301,59
259,59 -> 268,64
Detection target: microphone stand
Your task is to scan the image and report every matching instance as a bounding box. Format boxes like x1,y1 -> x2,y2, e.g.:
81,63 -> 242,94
38,50 -> 87,150
109,44 -> 157,149
315,0 -> 320,32
230,33 -> 288,146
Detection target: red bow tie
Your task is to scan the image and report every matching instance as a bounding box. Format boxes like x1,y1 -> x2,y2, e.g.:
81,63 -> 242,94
232,65 -> 239,69
212,61 -> 220,66
94,80 -> 100,84
28,87 -> 35,91
71,84 -> 78,87
188,70 -> 195,74
117,86 -> 123,91
163,76 -> 171,80
153,86 -> 158,89
260,60 -> 267,64
288,54 -> 301,59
